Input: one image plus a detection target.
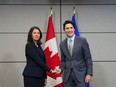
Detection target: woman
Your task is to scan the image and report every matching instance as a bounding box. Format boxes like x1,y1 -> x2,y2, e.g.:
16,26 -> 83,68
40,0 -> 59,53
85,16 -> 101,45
23,26 -> 55,87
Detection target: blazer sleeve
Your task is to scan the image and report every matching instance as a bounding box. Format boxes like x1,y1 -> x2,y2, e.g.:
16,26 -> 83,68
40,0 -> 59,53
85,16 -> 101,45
82,38 -> 93,76
26,43 -> 51,72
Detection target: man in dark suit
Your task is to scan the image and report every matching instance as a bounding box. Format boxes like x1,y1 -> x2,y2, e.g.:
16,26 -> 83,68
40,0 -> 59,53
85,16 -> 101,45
56,20 -> 93,87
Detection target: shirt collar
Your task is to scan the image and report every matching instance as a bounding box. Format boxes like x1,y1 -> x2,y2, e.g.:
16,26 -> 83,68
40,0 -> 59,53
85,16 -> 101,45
68,34 -> 75,42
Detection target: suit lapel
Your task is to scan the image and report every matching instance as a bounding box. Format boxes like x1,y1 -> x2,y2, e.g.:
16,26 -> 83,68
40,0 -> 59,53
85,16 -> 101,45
32,43 -> 44,58
63,39 -> 71,58
72,36 -> 79,58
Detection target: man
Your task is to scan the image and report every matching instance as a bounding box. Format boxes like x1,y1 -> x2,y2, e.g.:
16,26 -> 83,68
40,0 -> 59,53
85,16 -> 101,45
56,20 -> 93,87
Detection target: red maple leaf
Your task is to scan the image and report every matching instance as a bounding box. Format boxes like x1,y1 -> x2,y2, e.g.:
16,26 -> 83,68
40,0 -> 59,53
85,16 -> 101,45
44,47 -> 61,79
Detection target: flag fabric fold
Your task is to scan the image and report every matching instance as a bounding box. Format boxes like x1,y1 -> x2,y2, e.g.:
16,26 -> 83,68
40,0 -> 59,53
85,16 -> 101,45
86,83 -> 90,87
72,14 -> 90,87
72,14 -> 80,36
44,15 -> 63,87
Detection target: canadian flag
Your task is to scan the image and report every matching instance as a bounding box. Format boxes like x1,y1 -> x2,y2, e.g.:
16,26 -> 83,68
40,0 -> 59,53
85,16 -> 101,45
44,16 -> 63,87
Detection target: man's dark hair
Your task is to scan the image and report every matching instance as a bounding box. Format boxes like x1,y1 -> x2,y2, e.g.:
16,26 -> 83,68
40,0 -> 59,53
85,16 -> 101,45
63,20 -> 75,30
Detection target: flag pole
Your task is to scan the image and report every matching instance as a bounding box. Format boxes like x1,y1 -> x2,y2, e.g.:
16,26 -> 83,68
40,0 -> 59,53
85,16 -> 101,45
73,6 -> 76,15
50,6 -> 53,16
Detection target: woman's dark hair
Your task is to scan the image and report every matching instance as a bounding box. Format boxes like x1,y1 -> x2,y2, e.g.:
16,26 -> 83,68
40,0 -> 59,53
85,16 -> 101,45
27,26 -> 42,45
63,20 -> 75,30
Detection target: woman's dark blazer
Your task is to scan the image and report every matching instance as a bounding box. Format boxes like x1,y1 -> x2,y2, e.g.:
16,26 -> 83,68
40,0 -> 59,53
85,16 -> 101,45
23,42 -> 50,78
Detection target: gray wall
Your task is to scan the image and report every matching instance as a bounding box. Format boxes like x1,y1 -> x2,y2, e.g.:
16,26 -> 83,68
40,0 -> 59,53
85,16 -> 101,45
0,0 -> 116,87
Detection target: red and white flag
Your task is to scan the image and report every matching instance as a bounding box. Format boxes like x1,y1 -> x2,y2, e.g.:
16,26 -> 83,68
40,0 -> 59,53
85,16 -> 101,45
44,16 -> 63,87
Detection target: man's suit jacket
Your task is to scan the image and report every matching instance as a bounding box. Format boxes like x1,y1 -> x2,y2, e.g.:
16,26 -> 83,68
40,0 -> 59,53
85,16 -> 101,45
23,42 -> 50,78
60,36 -> 93,82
